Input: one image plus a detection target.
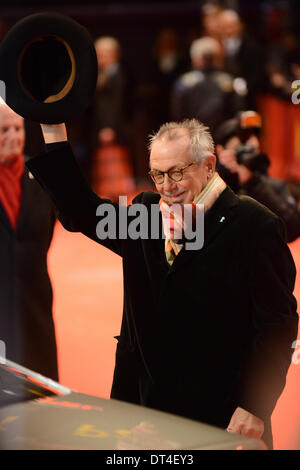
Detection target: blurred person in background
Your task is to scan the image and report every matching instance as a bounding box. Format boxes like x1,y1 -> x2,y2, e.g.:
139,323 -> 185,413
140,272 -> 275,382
0,102 -> 58,380
201,2 -> 223,40
216,110 -> 300,243
91,127 -> 135,202
131,29 -> 188,189
264,30 -> 300,100
86,36 -> 132,183
171,35 -> 246,137
150,28 -> 188,126
218,9 -> 264,109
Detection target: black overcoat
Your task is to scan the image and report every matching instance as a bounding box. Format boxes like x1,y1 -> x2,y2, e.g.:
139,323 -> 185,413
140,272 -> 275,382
27,143 -> 298,448
0,166 -> 58,380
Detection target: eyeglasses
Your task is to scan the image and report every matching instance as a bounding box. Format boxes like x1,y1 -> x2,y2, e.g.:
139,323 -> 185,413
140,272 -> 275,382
149,161 -> 197,184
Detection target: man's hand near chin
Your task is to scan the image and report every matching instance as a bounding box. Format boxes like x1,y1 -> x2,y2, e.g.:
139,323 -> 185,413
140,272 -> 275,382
40,123 -> 68,144
227,406 -> 264,440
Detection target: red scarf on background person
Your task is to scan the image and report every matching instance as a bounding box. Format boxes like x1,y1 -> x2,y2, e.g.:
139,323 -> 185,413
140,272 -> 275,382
0,154 -> 24,229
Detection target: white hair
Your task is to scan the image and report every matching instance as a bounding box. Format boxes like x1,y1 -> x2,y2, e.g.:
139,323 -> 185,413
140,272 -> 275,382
190,36 -> 221,61
149,119 -> 214,162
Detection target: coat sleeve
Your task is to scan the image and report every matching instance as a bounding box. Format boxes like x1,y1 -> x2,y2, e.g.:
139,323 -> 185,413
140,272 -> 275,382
238,216 -> 298,420
26,142 -> 136,257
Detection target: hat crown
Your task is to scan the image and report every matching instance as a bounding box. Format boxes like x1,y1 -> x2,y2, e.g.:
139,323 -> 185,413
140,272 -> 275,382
0,12 -> 97,123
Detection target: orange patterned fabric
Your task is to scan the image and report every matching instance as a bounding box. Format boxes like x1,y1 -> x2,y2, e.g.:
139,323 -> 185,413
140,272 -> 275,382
159,172 -> 226,265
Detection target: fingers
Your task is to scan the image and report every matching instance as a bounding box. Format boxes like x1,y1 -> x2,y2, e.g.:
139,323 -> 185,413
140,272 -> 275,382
226,423 -> 264,439
226,407 -> 264,441
40,123 -> 68,144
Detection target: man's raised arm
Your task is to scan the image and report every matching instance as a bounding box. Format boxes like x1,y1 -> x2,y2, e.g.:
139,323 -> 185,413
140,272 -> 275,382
26,123 -> 124,256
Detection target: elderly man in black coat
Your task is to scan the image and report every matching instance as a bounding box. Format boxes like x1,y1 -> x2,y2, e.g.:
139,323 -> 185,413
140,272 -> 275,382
0,103 -> 58,380
26,118 -> 298,449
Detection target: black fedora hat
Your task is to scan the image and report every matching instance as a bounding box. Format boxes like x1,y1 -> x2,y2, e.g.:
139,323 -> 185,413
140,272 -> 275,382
0,12 -> 98,123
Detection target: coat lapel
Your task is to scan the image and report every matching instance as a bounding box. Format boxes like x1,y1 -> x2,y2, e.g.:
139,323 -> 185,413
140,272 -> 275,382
140,192 -> 170,299
139,188 -> 240,286
0,201 -> 12,232
16,168 -> 33,232
169,187 -> 240,273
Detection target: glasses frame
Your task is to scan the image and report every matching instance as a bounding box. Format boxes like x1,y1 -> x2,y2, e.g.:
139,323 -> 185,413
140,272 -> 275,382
149,161 -> 197,184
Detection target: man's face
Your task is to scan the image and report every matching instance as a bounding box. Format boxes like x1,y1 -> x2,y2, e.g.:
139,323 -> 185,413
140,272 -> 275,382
216,136 -> 241,172
203,11 -> 221,38
149,131 -> 215,205
244,134 -> 260,152
224,135 -> 240,151
219,14 -> 242,39
217,133 -> 261,171
96,44 -> 119,69
0,106 -> 25,164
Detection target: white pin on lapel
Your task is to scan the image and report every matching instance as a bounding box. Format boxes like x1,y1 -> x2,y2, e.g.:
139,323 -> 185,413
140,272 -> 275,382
219,216 -> 225,223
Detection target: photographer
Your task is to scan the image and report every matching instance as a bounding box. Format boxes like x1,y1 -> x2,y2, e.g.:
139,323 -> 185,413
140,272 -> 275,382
216,111 -> 300,243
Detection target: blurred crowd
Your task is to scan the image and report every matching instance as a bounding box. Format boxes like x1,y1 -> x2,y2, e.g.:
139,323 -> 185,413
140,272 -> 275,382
76,2 -> 300,196
2,2 -> 300,195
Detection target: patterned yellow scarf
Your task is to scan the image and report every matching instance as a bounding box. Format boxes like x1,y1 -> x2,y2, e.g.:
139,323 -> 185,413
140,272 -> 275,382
160,172 -> 226,265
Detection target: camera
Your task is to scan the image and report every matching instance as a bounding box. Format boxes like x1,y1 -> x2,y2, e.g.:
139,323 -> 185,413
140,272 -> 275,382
235,144 -> 270,174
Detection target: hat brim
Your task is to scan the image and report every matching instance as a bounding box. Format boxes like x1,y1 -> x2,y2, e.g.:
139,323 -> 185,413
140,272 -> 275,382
0,12 -> 98,124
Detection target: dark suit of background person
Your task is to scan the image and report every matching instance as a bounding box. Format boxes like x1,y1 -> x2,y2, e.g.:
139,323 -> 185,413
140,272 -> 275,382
85,37 -> 130,170
0,105 -> 58,381
149,28 -> 189,127
26,116 -> 298,449
218,9 -> 264,109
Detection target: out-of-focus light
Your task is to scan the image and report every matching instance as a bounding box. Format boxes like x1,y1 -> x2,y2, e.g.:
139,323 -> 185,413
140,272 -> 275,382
233,77 -> 248,96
